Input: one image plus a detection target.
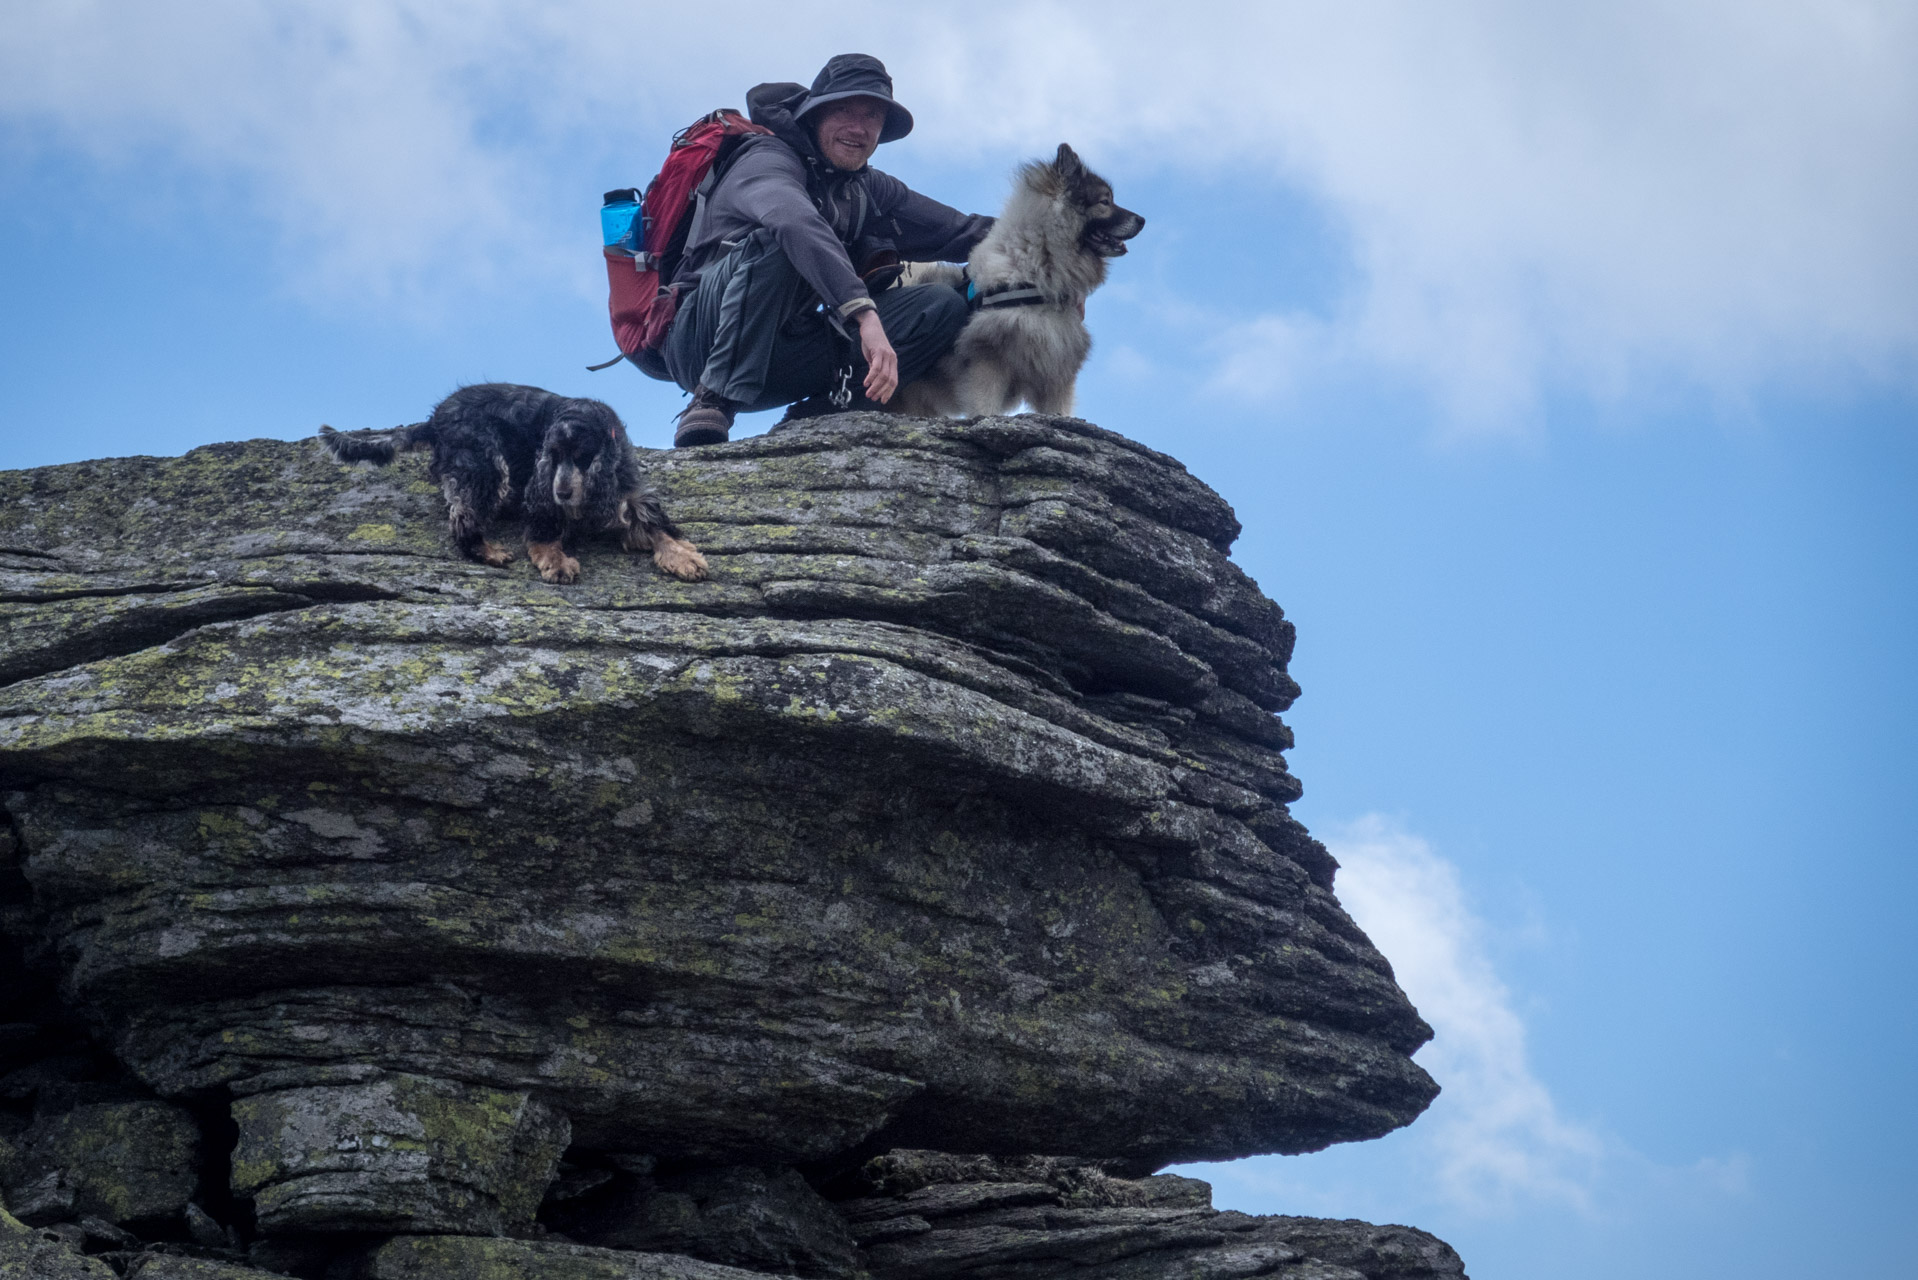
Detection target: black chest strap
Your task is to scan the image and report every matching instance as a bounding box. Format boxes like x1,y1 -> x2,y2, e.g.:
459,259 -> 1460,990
969,281 -> 1050,310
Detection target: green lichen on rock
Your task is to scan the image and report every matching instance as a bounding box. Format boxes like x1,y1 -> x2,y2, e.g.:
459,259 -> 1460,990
2,1102 -> 198,1227
229,1074 -> 566,1234
0,1203 -> 117,1278
124,1255 -> 296,1280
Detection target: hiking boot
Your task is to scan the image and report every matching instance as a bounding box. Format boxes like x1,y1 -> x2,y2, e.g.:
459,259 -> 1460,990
674,388 -> 735,447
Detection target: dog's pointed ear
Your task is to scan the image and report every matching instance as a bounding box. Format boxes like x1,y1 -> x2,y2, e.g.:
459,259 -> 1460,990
1055,143 -> 1086,180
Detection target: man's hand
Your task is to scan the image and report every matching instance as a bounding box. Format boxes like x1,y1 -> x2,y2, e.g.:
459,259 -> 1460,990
857,308 -> 898,404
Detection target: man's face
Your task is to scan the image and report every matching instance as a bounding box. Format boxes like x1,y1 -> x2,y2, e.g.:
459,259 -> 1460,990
813,98 -> 888,171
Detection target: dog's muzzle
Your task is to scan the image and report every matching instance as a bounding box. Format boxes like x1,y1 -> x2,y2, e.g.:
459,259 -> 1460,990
1085,209 -> 1145,258
554,464 -> 586,516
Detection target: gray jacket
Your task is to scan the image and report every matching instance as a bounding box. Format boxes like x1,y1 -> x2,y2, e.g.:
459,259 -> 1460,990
671,82 -> 992,319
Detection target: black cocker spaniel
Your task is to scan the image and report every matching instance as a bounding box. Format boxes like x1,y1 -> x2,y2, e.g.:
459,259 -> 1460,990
320,383 -> 706,583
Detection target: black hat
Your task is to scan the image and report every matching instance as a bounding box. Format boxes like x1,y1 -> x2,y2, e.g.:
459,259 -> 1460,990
793,53 -> 913,144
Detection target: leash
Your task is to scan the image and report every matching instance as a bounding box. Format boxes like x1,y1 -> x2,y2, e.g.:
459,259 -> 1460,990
821,305 -> 860,409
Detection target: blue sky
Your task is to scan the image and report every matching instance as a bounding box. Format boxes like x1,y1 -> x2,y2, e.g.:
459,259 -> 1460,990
3,5 -> 1914,1277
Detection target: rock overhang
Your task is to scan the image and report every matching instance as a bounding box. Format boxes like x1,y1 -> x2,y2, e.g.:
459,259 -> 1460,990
0,412 -> 1437,1217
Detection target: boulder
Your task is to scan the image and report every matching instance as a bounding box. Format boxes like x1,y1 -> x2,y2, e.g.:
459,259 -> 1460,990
0,1205 -> 117,1279
828,1151 -> 1464,1280
228,1073 -> 568,1234
2,1101 -> 198,1226
0,412 -> 1444,1255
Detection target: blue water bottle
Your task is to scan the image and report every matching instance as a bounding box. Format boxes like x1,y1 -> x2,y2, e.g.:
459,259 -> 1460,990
601,188 -> 642,256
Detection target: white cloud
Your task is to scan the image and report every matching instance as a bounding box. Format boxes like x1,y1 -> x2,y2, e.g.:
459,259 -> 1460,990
1205,314 -> 1328,404
1179,814 -> 1756,1224
2,1 -> 1912,421
1327,814 -> 1604,1211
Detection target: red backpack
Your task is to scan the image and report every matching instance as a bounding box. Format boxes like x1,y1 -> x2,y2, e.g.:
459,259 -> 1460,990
598,109 -> 772,371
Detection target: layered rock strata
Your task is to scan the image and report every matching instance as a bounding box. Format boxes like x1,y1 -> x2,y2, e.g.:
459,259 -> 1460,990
833,1150 -> 1465,1280
0,412 -> 1457,1276
5,1152 -> 1468,1280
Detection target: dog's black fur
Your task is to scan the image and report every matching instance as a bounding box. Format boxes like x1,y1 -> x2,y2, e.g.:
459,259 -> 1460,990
319,383 -> 707,583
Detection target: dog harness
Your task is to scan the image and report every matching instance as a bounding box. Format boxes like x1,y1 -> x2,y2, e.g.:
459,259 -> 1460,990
965,275 -> 1050,310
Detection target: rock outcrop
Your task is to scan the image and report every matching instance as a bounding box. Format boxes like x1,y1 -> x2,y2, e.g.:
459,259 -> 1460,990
0,412 -> 1459,1277
833,1150 -> 1464,1280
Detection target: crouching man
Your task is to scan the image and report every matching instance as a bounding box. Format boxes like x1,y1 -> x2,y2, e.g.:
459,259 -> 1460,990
663,54 -> 994,446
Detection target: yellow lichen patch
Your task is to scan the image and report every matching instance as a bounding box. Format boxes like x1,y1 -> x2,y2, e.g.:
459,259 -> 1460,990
347,522 -> 399,543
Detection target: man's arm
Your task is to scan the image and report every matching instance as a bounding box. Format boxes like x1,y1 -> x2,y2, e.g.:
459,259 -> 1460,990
707,145 -> 900,399
869,171 -> 995,262
855,308 -> 897,403
712,143 -> 876,321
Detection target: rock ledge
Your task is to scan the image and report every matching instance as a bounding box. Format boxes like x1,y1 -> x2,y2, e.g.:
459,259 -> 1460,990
0,412 -> 1457,1277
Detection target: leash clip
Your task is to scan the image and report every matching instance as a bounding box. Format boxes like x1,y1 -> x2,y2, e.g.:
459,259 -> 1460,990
829,365 -> 855,410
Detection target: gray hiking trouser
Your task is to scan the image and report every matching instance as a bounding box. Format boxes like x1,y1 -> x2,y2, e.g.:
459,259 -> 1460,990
662,229 -> 969,412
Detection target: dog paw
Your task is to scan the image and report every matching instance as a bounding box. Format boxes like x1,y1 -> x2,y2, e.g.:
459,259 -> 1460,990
538,555 -> 581,584
527,541 -> 580,584
477,540 -> 515,567
653,537 -> 709,582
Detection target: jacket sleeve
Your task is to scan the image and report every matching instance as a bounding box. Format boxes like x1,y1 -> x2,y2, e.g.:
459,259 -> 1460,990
869,170 -> 995,263
720,144 -> 873,316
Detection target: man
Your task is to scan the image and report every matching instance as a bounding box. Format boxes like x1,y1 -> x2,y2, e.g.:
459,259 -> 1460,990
662,54 -> 994,446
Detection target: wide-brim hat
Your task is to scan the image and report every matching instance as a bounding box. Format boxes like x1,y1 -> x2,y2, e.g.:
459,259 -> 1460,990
793,53 -> 913,144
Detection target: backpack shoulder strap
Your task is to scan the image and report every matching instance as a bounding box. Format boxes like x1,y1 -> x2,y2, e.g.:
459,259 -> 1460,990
682,131 -> 771,259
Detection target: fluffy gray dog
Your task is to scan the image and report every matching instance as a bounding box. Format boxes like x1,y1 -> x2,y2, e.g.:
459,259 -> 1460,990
891,144 -> 1143,417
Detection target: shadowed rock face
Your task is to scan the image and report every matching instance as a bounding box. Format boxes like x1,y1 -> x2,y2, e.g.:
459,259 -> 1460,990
833,1150 -> 1467,1280
0,413 -> 1438,1236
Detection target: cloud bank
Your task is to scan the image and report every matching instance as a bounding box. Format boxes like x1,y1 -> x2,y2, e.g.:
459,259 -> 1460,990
3,1 -> 1911,423
1327,815 -> 1603,1210
1180,816 -> 1750,1225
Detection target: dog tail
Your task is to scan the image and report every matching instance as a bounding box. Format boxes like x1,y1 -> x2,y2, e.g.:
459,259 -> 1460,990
317,421 -> 432,466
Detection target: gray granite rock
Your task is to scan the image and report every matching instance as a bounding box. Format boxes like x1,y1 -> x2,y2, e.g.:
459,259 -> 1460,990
1255,1218 -> 1469,1280
0,412 -> 1455,1268
229,1073 -> 568,1234
553,1165 -> 858,1277
2,1101 -> 198,1226
832,1151 -> 1466,1280
364,1234 -> 795,1280
0,1205 -> 116,1278
125,1254 -> 296,1280
0,416 -> 1430,1175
